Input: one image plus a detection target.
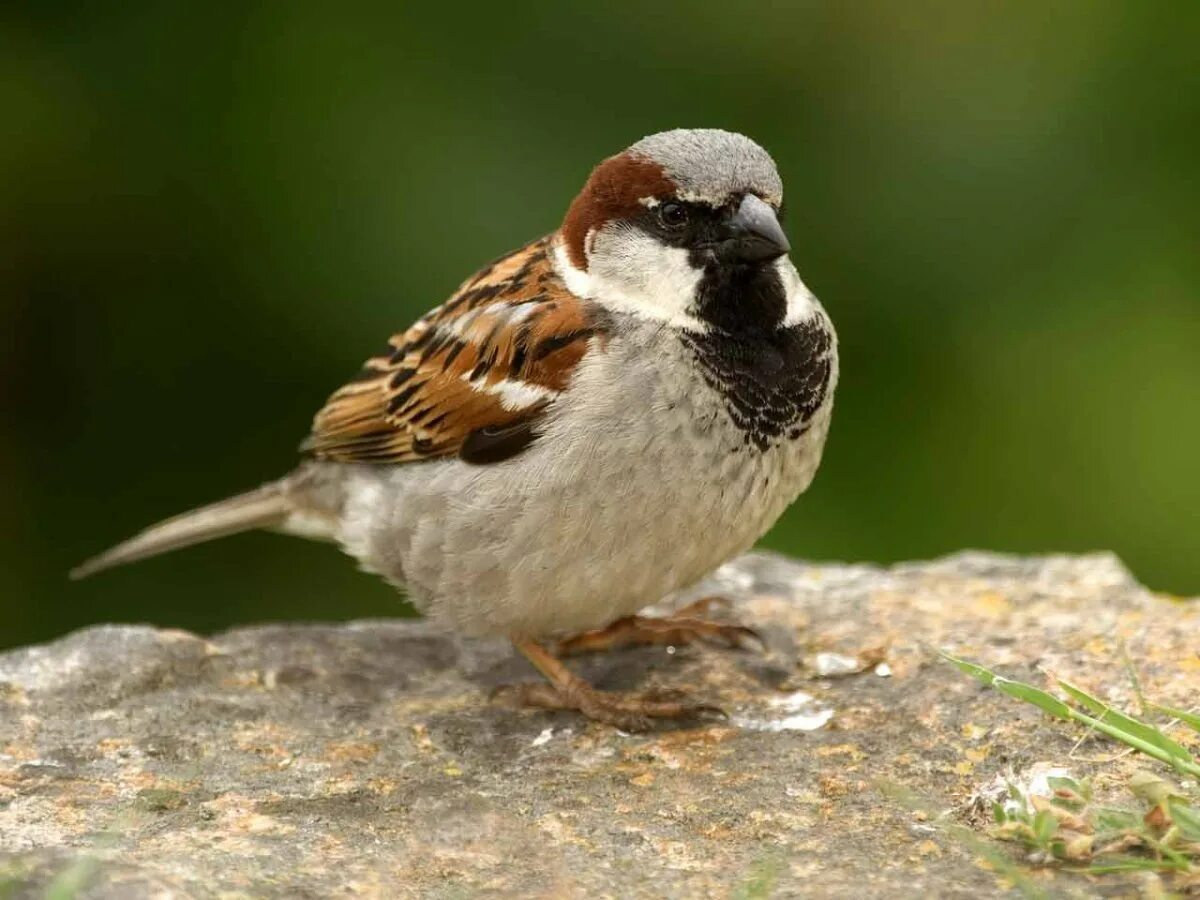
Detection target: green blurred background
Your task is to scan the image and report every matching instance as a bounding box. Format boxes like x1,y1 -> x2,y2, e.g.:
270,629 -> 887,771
4,2 -> 1198,651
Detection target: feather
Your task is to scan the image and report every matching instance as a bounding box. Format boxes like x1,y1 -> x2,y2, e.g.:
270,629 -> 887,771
304,236 -> 605,465
70,481 -> 290,579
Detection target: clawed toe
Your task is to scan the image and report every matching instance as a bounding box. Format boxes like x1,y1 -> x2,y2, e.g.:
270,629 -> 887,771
701,622 -> 764,651
502,637 -> 729,731
492,680 -> 725,732
672,595 -> 733,618
553,604 -> 764,657
491,681 -> 571,711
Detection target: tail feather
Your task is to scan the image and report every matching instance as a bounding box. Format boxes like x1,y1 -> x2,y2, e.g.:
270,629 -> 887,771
70,481 -> 292,580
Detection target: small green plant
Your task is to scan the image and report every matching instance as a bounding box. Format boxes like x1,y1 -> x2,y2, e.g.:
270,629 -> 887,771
992,772 -> 1200,874
942,652 -> 1200,882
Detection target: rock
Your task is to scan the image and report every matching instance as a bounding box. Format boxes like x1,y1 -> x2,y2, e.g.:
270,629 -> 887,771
0,552 -> 1196,898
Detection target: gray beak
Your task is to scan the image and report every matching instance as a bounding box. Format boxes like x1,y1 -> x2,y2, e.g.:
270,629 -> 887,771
721,194 -> 790,264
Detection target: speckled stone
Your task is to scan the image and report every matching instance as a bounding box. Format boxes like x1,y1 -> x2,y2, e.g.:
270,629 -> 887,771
0,552 -> 1196,898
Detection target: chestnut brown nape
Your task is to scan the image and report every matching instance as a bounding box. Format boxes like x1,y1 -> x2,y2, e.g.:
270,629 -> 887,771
560,152 -> 675,270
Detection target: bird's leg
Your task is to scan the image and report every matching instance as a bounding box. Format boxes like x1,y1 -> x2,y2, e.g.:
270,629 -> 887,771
494,638 -> 724,731
552,596 -> 762,657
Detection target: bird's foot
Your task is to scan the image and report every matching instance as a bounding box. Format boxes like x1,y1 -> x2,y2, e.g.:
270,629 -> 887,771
497,637 -> 726,731
492,680 -> 724,732
553,596 -> 762,656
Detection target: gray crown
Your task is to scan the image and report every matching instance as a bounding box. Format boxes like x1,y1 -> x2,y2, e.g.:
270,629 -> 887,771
628,128 -> 783,205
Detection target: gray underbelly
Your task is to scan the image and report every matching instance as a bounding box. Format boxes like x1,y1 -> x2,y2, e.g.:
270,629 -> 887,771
337,402 -> 830,638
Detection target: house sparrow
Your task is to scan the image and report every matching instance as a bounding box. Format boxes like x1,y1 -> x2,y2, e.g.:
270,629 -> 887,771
73,129 -> 838,730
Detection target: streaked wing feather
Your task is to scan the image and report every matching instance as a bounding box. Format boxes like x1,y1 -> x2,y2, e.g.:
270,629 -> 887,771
304,237 -> 603,465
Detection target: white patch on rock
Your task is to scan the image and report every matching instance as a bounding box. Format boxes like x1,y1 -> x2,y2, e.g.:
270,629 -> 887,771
735,691 -> 835,732
814,653 -> 861,677
770,690 -> 817,711
776,709 -> 835,732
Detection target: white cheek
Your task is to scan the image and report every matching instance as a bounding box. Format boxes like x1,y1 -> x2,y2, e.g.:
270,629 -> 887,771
777,258 -> 820,326
554,228 -> 707,331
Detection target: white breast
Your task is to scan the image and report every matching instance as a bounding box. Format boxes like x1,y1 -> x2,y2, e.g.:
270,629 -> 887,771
336,307 -> 837,638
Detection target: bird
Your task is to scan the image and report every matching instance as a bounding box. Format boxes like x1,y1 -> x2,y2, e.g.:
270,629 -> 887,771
72,128 -> 839,730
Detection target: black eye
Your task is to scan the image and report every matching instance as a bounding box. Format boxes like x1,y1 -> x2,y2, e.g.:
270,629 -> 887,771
657,201 -> 688,229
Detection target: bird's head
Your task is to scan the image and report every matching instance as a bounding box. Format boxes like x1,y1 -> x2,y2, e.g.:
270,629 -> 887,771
556,128 -> 795,330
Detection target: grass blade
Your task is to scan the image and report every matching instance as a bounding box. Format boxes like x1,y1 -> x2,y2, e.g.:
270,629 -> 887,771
941,653 -> 1072,718
1170,798 -> 1200,842
1085,856 -> 1191,874
1058,680 -> 1194,766
1153,705 -> 1200,734
1069,709 -> 1200,779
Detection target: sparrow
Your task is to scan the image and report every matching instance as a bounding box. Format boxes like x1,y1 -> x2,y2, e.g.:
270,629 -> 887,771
73,128 -> 839,730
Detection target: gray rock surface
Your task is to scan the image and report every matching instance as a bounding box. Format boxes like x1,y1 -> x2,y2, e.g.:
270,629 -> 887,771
1,552 -> 1196,898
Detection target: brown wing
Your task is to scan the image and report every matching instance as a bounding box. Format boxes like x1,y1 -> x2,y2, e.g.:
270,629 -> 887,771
303,236 -> 605,465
